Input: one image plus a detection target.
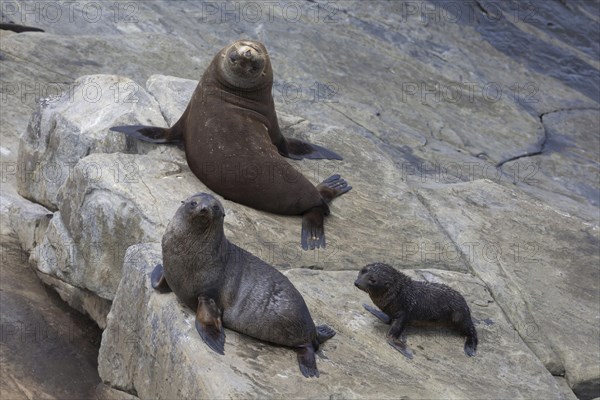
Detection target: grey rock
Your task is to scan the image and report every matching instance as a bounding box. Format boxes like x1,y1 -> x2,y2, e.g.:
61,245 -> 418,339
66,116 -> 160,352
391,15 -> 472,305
554,376 -> 580,400
145,75 -> 196,126
416,179 -> 599,397
36,271 -> 112,330
98,243 -> 568,399
501,108 -> 600,223
17,74 -> 166,209
48,152 -> 198,300
95,383 -> 139,400
6,193 -> 52,253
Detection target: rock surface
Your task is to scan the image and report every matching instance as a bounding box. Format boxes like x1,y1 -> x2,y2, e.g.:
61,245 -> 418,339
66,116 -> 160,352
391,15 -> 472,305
2,0 -> 598,398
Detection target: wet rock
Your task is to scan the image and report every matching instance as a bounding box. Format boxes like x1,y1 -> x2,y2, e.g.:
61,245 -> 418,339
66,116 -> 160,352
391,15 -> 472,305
98,243 -> 568,399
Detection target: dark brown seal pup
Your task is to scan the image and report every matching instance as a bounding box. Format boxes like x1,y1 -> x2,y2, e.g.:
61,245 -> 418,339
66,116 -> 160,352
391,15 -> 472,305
354,263 -> 477,358
111,40 -> 350,250
151,192 -> 336,378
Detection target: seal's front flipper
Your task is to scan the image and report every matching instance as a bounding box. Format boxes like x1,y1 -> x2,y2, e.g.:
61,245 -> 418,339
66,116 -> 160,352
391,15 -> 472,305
150,264 -> 171,293
110,125 -> 182,145
387,337 -> 414,359
283,138 -> 343,160
0,23 -> 44,33
301,207 -> 325,250
316,174 -> 352,204
296,345 -> 319,378
363,304 -> 391,324
195,296 -> 225,355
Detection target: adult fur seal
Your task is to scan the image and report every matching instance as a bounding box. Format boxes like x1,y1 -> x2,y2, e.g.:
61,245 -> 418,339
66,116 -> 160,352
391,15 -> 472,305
354,263 -> 477,358
151,192 -> 336,378
111,39 -> 350,250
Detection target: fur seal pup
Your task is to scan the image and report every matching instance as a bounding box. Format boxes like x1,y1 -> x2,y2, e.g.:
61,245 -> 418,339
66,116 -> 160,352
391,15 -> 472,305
152,192 -> 336,378
354,263 -> 477,358
111,40 -> 350,250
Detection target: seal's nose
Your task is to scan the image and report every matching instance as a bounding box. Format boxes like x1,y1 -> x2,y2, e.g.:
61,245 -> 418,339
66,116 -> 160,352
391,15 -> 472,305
354,279 -> 360,288
238,46 -> 254,60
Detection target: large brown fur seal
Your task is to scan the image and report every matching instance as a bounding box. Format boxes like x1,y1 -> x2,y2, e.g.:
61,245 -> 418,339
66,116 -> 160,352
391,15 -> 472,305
354,263 -> 477,358
151,192 -> 336,378
111,40 -> 350,249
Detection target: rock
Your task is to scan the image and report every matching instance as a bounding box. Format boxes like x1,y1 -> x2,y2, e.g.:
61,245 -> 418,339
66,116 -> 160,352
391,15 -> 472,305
35,271 -> 112,330
30,152 -> 200,301
95,383 -> 139,400
554,376 -> 580,400
99,243 -> 568,399
5,193 -> 52,253
16,74 -> 167,210
501,108 -> 600,223
145,75 -> 196,125
416,179 -> 599,398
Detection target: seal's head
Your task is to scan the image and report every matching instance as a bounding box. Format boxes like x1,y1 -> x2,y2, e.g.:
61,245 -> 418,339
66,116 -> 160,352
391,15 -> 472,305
177,192 -> 225,231
354,263 -> 401,296
218,40 -> 272,90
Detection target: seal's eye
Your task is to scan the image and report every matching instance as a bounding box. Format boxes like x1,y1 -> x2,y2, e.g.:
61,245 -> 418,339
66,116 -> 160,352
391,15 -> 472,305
190,201 -> 198,207
213,205 -> 221,213
368,277 -> 376,284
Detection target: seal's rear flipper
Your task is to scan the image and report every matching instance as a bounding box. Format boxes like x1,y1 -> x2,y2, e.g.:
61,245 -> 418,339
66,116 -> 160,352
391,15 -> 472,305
464,339 -> 477,357
313,324 -> 335,351
316,174 -> 352,204
463,327 -> 478,357
301,208 -> 325,250
195,296 -> 225,355
110,125 -> 182,145
363,304 -> 391,324
296,346 -> 319,378
315,325 -> 336,347
150,264 -> 171,293
283,138 -> 343,160
387,337 -> 414,359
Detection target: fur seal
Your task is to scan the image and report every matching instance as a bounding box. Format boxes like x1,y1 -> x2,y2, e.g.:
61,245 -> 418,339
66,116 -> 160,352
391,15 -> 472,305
110,40 -> 350,250
151,192 -> 336,378
354,263 -> 477,358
